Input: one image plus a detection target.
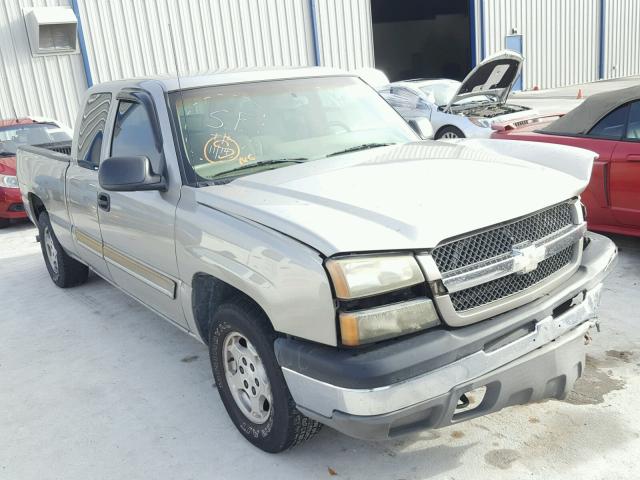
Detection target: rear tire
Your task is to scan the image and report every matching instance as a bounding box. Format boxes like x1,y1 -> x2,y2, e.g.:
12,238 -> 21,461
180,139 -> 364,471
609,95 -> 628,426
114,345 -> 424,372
209,299 -> 322,453
436,125 -> 465,139
0,218 -> 10,229
38,212 -> 89,288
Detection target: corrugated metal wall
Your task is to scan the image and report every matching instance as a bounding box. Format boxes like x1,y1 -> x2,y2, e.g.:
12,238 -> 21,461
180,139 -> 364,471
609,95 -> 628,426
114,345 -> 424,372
481,0 -> 600,89
76,0 -> 315,83
603,0 -> 640,79
75,0 -> 373,85
314,0 -> 374,70
0,0 -> 86,127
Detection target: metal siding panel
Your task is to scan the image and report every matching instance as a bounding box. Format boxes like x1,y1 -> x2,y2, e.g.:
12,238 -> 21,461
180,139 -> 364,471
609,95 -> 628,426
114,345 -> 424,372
605,0 -> 640,79
483,0 -> 599,89
77,0 -> 314,82
0,0 -> 86,127
315,0 -> 373,69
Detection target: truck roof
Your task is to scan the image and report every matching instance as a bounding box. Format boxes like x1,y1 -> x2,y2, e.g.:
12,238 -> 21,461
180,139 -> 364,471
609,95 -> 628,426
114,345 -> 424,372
87,67 -> 353,94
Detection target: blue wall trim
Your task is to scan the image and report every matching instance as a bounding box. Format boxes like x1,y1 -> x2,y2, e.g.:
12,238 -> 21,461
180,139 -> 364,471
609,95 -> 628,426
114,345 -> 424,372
71,0 -> 93,87
599,0 -> 606,79
309,0 -> 321,66
469,0 -> 477,67
479,0 -> 486,60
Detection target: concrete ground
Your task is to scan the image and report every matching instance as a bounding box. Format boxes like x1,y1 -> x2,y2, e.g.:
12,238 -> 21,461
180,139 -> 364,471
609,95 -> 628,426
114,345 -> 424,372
1,219 -> 639,480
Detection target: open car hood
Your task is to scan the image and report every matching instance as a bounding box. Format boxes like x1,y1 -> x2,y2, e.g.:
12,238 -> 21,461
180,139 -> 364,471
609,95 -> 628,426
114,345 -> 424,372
446,50 -> 523,111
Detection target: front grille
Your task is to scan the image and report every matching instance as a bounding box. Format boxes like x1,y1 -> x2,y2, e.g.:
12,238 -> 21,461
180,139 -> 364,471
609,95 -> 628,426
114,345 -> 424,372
8,203 -> 24,212
450,245 -> 575,311
432,202 -> 574,273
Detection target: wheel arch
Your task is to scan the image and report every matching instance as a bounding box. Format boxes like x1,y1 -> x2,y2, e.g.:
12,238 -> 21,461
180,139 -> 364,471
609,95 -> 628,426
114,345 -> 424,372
191,272 -> 275,345
28,193 -> 46,221
435,124 -> 465,139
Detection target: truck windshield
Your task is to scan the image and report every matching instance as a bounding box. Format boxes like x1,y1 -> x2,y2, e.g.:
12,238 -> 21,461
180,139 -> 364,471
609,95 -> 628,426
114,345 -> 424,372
170,76 -> 417,182
0,123 -> 71,157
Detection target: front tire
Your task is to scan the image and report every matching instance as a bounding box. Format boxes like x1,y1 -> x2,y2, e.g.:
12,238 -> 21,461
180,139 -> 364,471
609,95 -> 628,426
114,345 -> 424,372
436,125 -> 465,139
38,212 -> 89,288
209,300 -> 321,453
0,217 -> 10,229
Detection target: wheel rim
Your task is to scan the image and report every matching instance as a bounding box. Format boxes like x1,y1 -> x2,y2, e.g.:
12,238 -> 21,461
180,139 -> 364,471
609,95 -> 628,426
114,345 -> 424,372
441,131 -> 460,139
43,226 -> 59,274
223,332 -> 273,424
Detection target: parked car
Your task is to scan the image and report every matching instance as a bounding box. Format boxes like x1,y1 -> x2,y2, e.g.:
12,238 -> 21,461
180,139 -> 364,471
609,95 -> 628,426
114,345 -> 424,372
18,68 -> 617,453
0,118 -> 71,228
379,50 -> 535,139
492,84 -> 640,238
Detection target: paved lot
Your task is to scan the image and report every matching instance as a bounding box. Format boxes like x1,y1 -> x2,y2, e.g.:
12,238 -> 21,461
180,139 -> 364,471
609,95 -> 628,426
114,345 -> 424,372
1,218 -> 639,480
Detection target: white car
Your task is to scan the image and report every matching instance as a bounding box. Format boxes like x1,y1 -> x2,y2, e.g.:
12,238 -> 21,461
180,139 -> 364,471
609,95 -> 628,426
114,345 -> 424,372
379,50 -> 535,139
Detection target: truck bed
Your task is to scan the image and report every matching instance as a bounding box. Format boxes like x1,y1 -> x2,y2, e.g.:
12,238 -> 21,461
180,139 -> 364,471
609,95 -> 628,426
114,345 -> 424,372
16,144 -> 72,245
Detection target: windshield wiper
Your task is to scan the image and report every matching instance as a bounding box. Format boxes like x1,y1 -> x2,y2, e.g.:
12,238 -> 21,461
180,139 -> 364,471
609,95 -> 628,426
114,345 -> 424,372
211,158 -> 307,179
326,143 -> 395,157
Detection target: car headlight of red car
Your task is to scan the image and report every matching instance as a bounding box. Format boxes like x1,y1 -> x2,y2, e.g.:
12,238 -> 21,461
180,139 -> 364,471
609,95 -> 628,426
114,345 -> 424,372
0,174 -> 19,189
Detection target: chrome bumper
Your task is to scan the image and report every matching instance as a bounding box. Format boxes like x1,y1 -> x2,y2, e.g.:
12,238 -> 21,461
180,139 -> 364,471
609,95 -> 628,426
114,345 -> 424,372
284,283 -> 602,418
281,233 -> 617,434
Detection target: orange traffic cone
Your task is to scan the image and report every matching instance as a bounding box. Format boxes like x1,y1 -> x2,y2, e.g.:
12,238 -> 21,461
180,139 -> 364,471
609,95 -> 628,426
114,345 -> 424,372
576,88 -> 584,99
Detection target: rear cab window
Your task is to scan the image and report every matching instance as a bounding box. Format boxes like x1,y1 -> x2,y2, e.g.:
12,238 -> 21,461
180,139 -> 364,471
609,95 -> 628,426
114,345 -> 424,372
77,92 -> 112,169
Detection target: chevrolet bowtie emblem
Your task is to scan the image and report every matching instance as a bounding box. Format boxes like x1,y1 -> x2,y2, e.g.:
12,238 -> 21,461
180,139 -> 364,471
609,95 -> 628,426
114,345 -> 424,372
512,243 -> 546,274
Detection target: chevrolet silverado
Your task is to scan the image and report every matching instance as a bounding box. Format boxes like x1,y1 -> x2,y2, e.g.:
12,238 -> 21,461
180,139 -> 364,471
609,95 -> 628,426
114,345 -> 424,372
17,68 -> 617,453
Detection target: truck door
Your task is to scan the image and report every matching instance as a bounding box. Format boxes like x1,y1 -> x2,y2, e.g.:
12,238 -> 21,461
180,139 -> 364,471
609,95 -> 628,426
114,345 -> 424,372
67,92 -> 112,280
97,88 -> 188,329
610,100 -> 640,227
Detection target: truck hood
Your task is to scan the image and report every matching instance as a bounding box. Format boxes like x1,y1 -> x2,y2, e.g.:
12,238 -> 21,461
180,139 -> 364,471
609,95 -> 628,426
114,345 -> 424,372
195,141 -> 592,256
446,50 -> 523,111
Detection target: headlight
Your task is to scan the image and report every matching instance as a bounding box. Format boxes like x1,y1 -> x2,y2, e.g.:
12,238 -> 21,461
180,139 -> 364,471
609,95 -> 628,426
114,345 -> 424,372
468,117 -> 491,128
327,254 -> 441,345
0,174 -> 19,189
326,254 -> 425,299
340,298 -> 440,346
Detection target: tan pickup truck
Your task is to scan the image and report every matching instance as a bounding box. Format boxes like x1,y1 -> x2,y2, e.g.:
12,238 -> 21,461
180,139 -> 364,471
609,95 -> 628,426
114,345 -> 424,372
18,68 -> 617,452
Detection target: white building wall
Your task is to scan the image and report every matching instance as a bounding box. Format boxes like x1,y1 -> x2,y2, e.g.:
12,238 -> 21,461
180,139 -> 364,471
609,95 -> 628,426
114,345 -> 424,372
481,0 -> 600,90
603,0 -> 640,79
76,0 -> 316,84
0,0 -> 87,127
314,0 -> 374,70
75,0 -> 374,84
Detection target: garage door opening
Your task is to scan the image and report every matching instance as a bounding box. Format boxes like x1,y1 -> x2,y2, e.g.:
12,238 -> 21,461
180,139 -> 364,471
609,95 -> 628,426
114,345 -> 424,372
372,0 -> 472,83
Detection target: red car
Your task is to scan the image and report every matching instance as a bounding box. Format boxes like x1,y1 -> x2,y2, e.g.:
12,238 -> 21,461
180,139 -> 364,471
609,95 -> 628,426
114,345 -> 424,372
492,85 -> 640,238
0,118 -> 72,228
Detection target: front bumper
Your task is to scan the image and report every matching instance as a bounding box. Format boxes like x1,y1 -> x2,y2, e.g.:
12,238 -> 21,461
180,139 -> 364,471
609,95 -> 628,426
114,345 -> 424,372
276,233 -> 617,440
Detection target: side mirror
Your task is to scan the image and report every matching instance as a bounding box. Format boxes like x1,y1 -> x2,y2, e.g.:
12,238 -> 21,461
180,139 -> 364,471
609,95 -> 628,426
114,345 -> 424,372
408,118 -> 434,140
98,156 -> 166,192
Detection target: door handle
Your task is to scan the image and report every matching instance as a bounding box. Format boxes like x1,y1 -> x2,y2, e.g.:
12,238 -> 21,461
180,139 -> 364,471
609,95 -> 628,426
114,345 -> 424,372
97,192 -> 110,212
627,154 -> 640,162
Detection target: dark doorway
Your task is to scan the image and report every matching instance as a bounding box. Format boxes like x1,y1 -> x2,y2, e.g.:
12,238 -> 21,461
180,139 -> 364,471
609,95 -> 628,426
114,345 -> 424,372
371,0 -> 472,82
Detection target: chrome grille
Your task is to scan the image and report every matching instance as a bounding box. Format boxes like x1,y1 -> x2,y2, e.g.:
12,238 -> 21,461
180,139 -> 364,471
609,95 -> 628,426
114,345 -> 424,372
432,202 -> 574,273
449,245 -> 575,311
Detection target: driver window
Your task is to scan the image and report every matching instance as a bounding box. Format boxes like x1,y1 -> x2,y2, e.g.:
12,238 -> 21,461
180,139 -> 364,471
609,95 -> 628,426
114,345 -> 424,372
111,101 -> 162,173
